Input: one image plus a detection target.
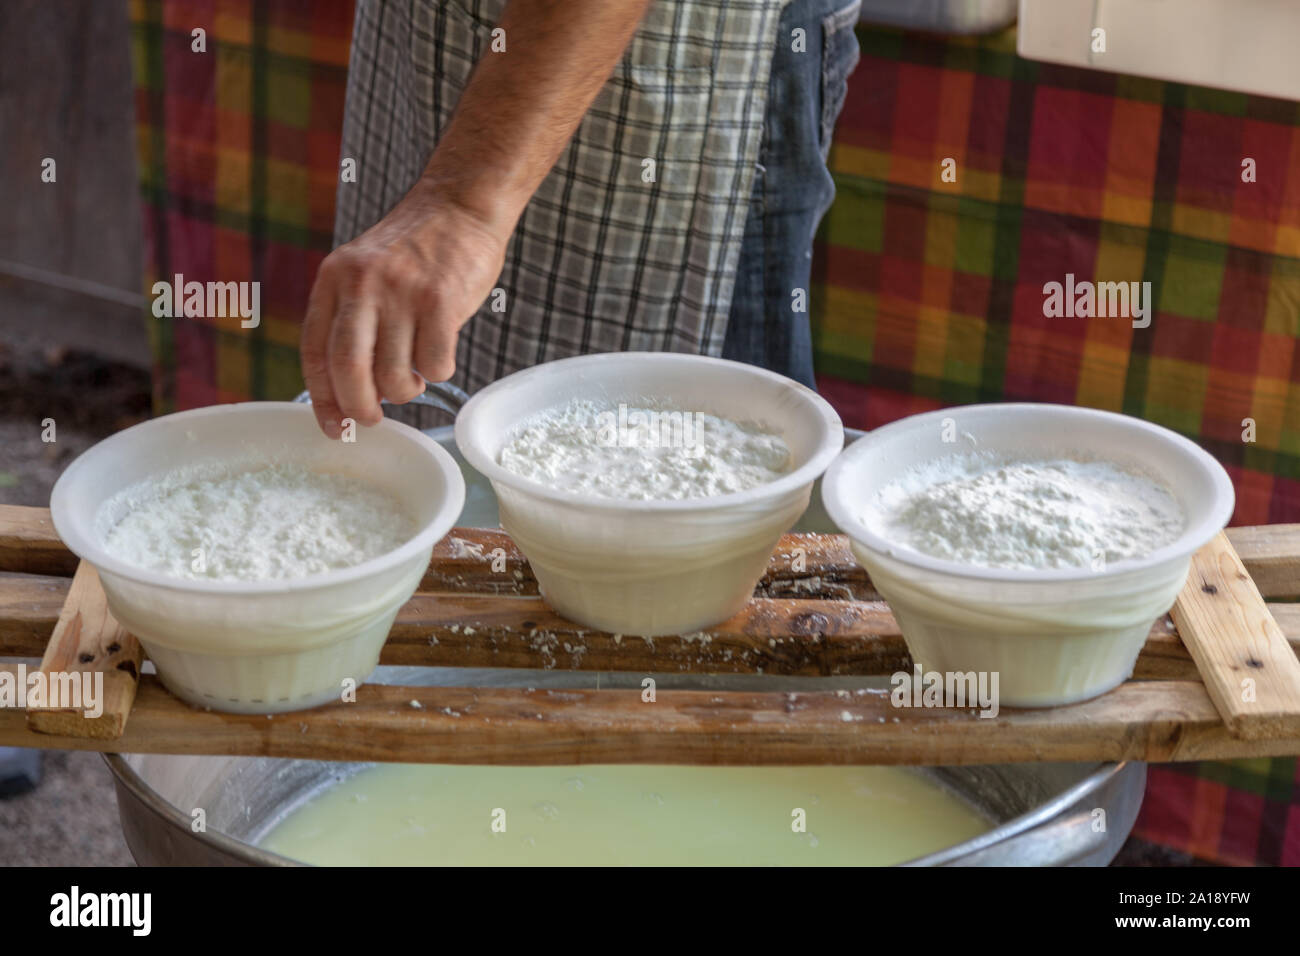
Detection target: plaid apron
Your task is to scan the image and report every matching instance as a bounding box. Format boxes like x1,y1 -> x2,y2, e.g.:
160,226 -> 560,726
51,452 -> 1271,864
335,0 -> 788,394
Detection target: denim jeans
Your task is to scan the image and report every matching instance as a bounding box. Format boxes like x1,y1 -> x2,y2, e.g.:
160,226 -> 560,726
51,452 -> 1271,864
0,746 -> 40,798
722,0 -> 862,388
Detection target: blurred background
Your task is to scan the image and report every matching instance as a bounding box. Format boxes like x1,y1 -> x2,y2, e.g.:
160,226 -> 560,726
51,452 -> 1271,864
1,0 -> 1296,865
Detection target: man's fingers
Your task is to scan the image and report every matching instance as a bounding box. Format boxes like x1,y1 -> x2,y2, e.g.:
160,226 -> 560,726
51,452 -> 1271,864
374,317 -> 425,404
413,317 -> 458,384
328,294 -> 384,427
301,277 -> 343,439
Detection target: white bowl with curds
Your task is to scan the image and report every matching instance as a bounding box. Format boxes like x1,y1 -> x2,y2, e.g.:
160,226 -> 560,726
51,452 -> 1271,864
820,404 -> 1236,707
50,403 -> 465,714
455,352 -> 844,637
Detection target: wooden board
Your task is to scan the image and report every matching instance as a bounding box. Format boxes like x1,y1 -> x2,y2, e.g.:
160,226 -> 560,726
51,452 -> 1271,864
1171,531 -> 1300,739
5,584 -> 1298,680
1225,524 -> 1300,599
1,667 -> 1296,765
1,505 -> 1298,764
0,573 -> 69,650
424,529 -> 877,600
24,563 -> 142,738
0,505 -> 79,578
2,508 -> 1296,595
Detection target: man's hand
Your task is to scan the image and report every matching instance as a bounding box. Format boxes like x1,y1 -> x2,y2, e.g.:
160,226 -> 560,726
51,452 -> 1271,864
302,0 -> 652,438
300,182 -> 507,439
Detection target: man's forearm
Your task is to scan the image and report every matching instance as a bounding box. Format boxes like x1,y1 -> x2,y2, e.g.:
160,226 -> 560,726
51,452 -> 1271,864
422,0 -> 653,238
300,0 -> 651,436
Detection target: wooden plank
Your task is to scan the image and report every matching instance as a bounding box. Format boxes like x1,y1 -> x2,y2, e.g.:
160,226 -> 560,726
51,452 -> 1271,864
0,573 -> 70,653
22,563 -> 142,739
1,670 -> 1295,765
0,505 -> 78,577
1,515 -> 1297,765
425,530 -> 533,595
389,595 -> 912,675
391,594 -> 1206,679
1171,531 -> 1300,740
758,534 -> 876,600
1,505 -> 1296,597
1270,603 -> 1300,640
0,582 -> 1296,679
391,599 -> 1294,679
1226,525 -> 1300,598
423,528 -> 877,600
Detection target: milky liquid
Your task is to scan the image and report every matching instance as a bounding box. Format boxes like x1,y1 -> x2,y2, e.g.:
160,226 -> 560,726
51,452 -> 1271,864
260,763 -> 991,866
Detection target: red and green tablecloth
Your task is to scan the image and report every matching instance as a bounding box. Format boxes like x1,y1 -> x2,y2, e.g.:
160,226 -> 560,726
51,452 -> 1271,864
813,26 -> 1300,529
130,0 -> 351,409
129,2 -> 1299,865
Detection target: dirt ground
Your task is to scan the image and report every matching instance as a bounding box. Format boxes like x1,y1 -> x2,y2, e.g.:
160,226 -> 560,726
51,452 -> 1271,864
0,751 -> 136,866
0,342 -> 150,508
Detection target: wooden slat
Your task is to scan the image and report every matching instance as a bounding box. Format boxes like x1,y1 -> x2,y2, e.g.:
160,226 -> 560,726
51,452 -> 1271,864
2,501 -> 1298,766
23,563 -> 142,739
1171,532 -> 1300,740
391,594 -> 1204,678
1270,603 -> 1300,640
1,584 -> 1297,679
0,505 -> 78,577
1,506 -> 1296,597
0,573 -> 70,652
1,669 -> 1295,765
390,595 -> 911,675
757,533 -> 876,600
424,530 -> 533,595
422,529 -> 877,600
1226,524 -> 1300,598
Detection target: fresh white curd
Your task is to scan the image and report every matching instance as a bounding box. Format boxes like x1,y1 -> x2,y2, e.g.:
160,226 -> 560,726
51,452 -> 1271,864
497,398 -> 792,500
869,453 -> 1185,571
99,463 -> 416,582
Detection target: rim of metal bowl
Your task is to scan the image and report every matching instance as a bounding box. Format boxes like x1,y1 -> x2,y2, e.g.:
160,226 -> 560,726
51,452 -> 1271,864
102,752 -> 1135,867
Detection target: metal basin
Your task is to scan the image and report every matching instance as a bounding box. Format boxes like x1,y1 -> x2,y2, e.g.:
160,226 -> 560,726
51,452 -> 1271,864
107,744 -> 1142,867
104,423 -> 1145,865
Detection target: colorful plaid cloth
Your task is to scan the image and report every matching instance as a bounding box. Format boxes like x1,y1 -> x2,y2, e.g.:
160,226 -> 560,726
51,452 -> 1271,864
1140,761 -> 1300,866
130,5 -> 1297,864
130,0 -> 353,411
812,24 -> 1300,866
813,26 -> 1300,527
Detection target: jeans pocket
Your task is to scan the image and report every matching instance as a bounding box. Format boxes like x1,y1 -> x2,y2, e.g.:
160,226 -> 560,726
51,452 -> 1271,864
820,0 -> 862,158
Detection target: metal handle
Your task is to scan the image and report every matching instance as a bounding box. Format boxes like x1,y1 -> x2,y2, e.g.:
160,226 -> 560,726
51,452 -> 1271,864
292,380 -> 468,418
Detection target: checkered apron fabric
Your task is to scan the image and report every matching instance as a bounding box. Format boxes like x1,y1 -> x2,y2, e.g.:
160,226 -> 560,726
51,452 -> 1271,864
335,0 -> 787,394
